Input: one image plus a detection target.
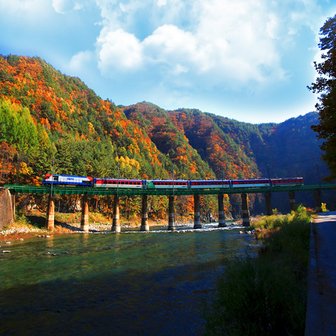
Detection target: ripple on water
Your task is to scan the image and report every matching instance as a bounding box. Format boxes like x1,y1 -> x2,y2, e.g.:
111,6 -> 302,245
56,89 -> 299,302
0,225 -> 258,336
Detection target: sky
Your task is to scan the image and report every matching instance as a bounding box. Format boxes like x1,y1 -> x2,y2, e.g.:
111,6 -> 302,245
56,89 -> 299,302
0,0 -> 335,124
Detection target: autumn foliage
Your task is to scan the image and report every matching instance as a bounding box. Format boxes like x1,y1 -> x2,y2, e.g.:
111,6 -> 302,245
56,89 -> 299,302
0,55 -> 328,217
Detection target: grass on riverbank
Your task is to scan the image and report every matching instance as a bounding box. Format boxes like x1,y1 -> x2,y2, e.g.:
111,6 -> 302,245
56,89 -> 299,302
205,206 -> 311,336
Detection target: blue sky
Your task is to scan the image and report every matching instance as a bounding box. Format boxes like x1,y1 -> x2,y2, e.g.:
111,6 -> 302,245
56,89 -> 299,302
0,0 -> 335,123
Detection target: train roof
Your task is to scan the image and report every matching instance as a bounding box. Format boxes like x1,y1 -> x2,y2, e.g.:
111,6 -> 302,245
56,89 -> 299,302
45,174 -> 90,178
149,179 -> 188,182
94,178 -> 143,181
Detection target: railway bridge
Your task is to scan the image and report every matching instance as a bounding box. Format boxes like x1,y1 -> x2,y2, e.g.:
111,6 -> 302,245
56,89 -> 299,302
4,183 -> 336,232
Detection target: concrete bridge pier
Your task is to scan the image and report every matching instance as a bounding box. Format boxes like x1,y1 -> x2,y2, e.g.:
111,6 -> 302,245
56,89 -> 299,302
241,193 -> 250,227
168,195 -> 176,231
289,191 -> 297,211
112,195 -> 121,233
193,194 -> 202,229
11,191 -> 16,220
46,194 -> 55,231
140,194 -> 149,231
218,193 -> 226,227
265,192 -> 272,216
0,189 -> 14,230
81,194 -> 89,232
314,189 -> 322,212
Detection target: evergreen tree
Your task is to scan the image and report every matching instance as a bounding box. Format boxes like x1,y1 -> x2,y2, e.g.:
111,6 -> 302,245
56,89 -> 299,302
309,14 -> 336,179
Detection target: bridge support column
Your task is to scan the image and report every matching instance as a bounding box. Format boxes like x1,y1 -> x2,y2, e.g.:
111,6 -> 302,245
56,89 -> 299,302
194,194 -> 202,229
46,194 -> 55,231
81,194 -> 89,232
241,193 -> 250,227
289,191 -> 296,211
314,189 -> 322,212
140,194 -> 149,231
168,195 -> 176,231
265,192 -> 272,216
112,195 -> 121,233
11,191 -> 16,220
218,193 -> 226,227
0,189 -> 14,229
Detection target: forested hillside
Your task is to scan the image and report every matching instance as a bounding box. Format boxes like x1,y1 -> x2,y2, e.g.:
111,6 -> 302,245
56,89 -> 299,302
0,55 -> 330,216
0,55 -> 185,186
124,103 -> 328,185
124,103 -> 331,212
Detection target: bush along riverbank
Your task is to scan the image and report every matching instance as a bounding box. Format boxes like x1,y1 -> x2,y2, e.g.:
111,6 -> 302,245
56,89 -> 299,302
205,206 -> 311,336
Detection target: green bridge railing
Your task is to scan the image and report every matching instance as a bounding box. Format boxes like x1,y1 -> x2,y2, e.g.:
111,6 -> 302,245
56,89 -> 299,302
4,183 -> 336,196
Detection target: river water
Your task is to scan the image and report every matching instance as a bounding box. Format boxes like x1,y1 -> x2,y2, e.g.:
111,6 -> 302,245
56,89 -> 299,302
0,223 -> 257,336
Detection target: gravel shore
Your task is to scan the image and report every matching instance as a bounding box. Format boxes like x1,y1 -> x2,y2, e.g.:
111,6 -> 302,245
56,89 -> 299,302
0,221 -> 113,242
0,218 -> 165,242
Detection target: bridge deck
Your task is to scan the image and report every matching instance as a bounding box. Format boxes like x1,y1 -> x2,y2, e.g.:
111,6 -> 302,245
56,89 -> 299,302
4,183 -> 336,196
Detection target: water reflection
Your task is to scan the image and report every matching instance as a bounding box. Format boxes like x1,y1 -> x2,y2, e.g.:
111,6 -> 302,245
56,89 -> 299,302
45,235 -> 54,249
0,227 -> 257,335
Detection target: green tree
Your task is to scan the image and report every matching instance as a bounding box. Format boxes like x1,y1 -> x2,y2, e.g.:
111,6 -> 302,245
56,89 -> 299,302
309,14 -> 336,179
29,126 -> 56,177
0,99 -> 39,153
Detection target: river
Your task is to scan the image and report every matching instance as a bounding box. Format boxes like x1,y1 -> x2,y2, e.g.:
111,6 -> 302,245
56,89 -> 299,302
0,223 -> 257,335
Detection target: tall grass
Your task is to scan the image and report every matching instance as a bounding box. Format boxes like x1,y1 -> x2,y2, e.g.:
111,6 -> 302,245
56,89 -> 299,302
205,206 -> 311,336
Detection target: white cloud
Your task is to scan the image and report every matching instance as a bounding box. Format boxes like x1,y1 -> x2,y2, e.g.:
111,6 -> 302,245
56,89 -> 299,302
94,0 -> 292,85
52,0 -> 84,14
156,0 -> 167,7
143,25 -> 197,66
0,0 -> 50,17
194,0 -> 284,82
68,51 -> 94,73
92,0 -> 330,96
97,27 -> 143,73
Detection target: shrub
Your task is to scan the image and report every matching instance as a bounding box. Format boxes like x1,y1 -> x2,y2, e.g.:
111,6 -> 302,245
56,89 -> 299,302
205,207 -> 311,336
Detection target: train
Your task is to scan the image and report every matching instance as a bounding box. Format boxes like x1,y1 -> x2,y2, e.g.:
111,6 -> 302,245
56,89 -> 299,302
42,174 -> 304,189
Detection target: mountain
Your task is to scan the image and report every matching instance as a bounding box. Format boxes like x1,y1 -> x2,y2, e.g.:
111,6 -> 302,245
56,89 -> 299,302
210,111 -> 331,212
123,102 -> 214,179
0,55 -> 332,216
0,55 -> 173,182
124,103 -> 331,212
